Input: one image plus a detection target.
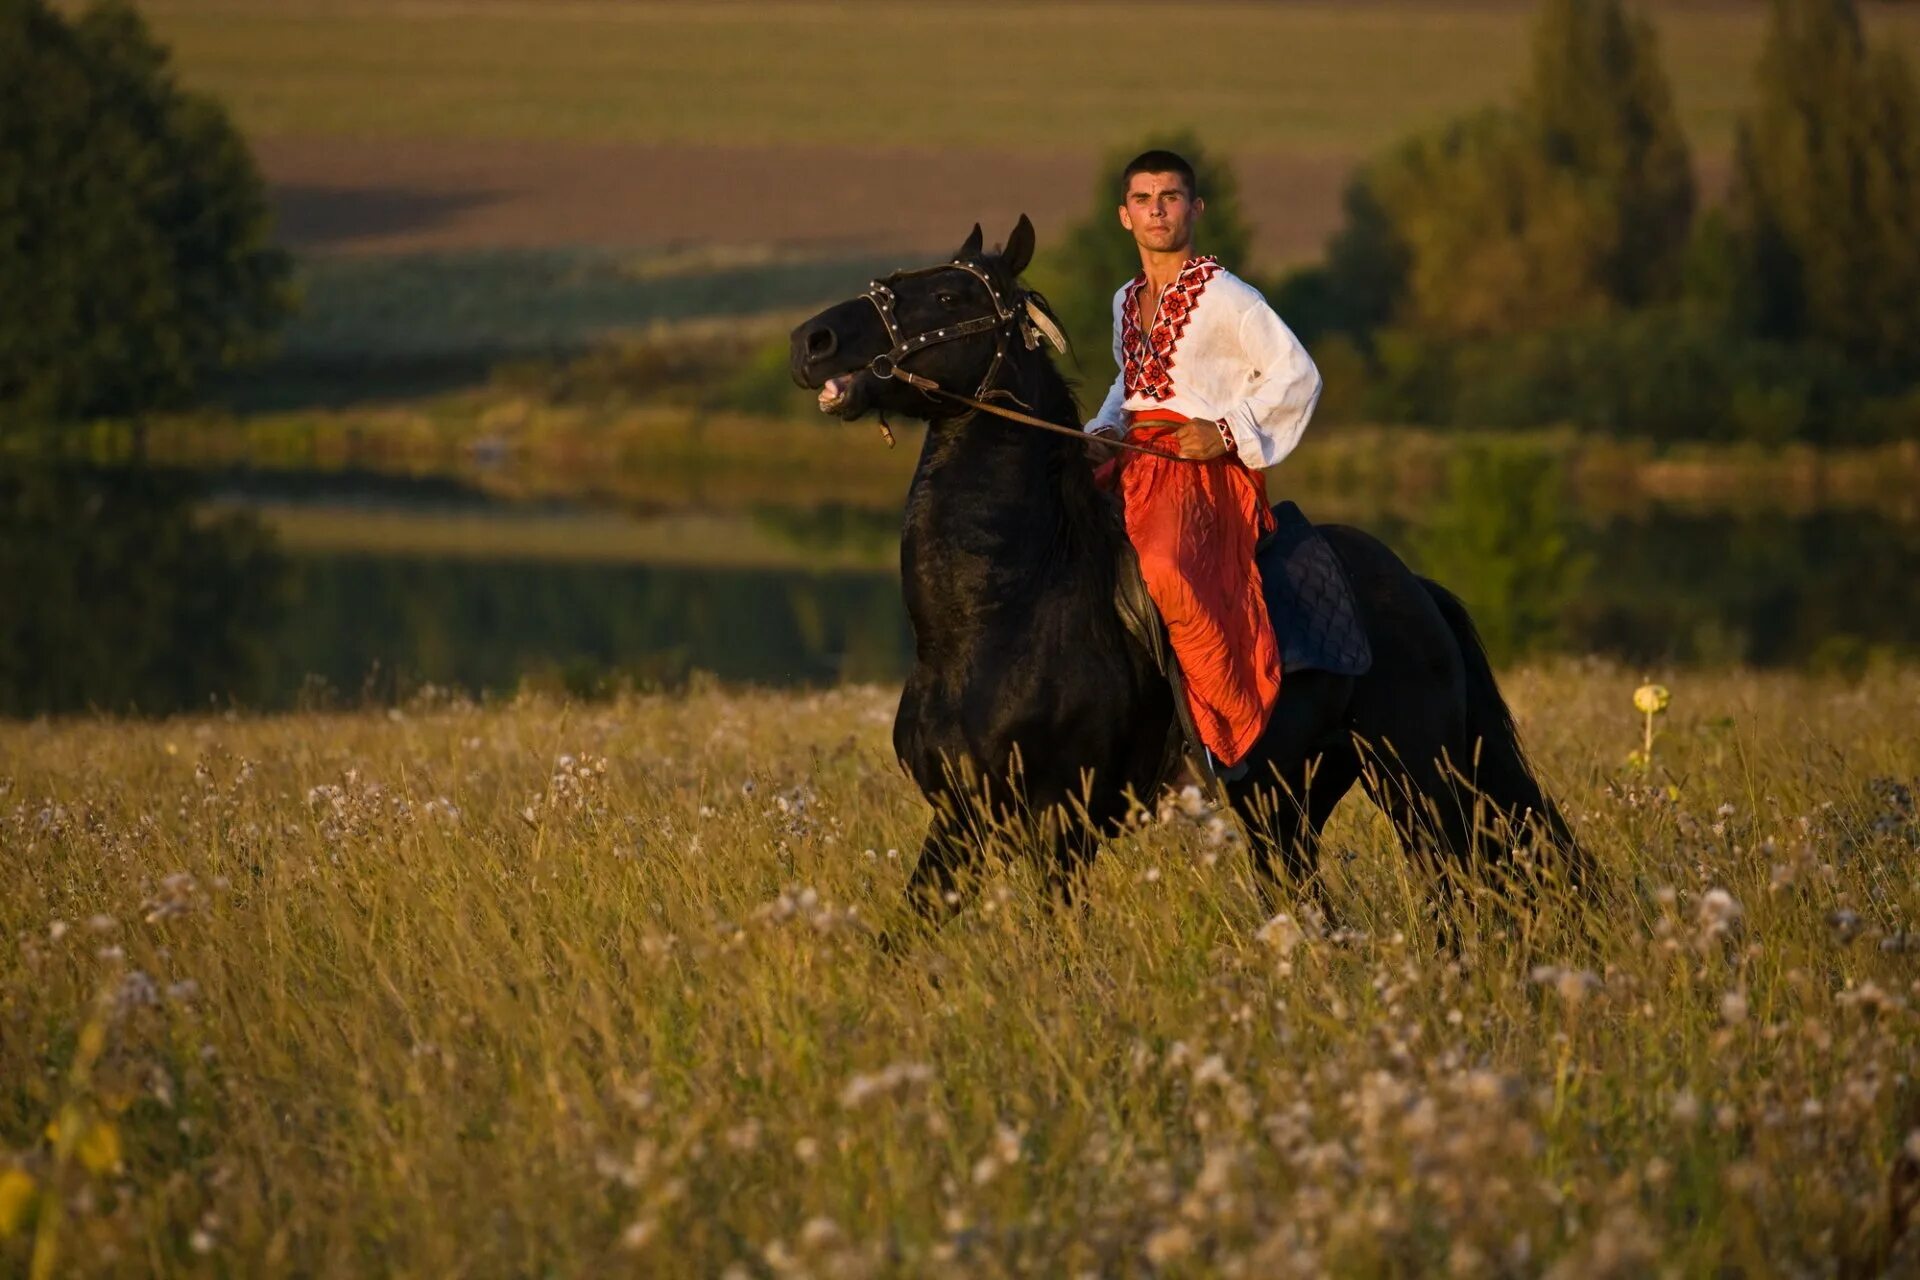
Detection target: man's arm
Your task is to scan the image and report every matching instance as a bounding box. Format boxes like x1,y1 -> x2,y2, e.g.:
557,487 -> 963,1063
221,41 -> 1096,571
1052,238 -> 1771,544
1222,299 -> 1322,469
1084,289 -> 1130,438
1087,371 -> 1128,438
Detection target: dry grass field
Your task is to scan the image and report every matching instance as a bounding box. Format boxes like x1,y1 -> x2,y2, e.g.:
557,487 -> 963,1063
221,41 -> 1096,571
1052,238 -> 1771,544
4,665 -> 1920,1274
130,1 -> 1920,262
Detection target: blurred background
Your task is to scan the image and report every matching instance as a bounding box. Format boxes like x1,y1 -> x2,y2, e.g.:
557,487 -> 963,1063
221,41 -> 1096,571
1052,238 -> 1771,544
5,0 -> 1919,716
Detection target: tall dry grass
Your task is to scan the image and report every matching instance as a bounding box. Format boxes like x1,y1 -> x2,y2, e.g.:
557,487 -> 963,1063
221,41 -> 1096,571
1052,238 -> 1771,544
3,664 -> 1918,1275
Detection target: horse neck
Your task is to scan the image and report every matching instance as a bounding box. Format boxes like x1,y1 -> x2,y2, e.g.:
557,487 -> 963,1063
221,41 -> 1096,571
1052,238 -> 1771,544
902,348 -> 1119,588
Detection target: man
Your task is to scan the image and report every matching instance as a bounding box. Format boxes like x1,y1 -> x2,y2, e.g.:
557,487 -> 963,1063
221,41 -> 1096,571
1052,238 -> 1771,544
1085,149 -> 1323,772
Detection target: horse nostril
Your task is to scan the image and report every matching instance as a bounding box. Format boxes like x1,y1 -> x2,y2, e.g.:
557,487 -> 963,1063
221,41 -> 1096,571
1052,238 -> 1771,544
805,326 -> 838,360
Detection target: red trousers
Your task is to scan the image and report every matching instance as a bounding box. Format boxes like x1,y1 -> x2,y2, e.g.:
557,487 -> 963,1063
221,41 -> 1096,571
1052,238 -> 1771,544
1107,410 -> 1280,767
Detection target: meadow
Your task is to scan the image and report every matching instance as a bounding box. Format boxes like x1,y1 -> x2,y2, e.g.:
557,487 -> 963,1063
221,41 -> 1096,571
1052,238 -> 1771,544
4,664 -> 1919,1275
134,0 -> 1920,158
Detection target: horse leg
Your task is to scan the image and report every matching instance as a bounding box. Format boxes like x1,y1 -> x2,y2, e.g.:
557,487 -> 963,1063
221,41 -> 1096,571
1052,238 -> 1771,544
1039,766 -> 1143,911
902,800 -> 980,923
1356,744 -> 1479,943
1225,670 -> 1357,918
1041,814 -> 1101,911
1231,746 -> 1358,917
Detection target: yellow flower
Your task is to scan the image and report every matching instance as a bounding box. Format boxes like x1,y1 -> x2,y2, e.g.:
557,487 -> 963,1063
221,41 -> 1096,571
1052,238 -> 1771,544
1633,684 -> 1671,716
47,1111 -> 123,1176
76,1120 -> 122,1175
0,1168 -> 35,1238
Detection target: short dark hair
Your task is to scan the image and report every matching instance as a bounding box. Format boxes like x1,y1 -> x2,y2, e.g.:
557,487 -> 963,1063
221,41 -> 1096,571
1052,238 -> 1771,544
1119,149 -> 1198,201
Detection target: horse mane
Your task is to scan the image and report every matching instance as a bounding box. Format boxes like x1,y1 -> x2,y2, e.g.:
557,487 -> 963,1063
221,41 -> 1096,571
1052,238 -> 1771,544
996,308 -> 1130,588
936,252 -> 1127,577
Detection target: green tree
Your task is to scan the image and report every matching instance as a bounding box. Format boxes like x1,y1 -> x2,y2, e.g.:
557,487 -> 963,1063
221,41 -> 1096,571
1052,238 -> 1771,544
1358,110 -> 1619,340
1028,132 -> 1255,397
1525,0 -> 1694,307
1315,0 -> 1690,343
0,0 -> 290,424
1728,0 -> 1920,377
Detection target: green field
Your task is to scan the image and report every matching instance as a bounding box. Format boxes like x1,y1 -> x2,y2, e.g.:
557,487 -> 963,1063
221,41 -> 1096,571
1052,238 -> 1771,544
137,0 -> 1920,157
223,246 -> 890,411
4,667 -> 1919,1273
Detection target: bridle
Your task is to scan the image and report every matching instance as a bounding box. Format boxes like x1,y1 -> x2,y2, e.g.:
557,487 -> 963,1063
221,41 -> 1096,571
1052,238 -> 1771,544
854,260 -> 1206,464
859,258 -> 1025,403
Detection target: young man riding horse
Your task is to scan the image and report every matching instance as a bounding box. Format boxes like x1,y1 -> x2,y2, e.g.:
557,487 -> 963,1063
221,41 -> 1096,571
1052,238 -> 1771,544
789,191 -> 1583,930
1084,149 -> 1323,777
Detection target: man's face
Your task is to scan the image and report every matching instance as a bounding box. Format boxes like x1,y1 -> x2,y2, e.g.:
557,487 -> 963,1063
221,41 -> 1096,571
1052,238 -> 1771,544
1118,171 -> 1203,257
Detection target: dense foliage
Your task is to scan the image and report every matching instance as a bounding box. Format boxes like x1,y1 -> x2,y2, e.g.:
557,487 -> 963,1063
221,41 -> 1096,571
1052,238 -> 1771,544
1315,0 -> 1694,345
1729,0 -> 1920,380
0,0 -> 289,424
1303,0 -> 1920,441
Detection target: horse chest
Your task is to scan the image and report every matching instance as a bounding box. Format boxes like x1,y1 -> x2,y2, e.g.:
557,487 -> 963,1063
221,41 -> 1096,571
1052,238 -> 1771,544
894,592 -> 1143,797
894,442 -> 1153,802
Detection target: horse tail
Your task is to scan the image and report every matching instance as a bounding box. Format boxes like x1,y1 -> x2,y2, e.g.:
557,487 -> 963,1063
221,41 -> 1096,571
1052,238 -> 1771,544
1419,577 -> 1588,889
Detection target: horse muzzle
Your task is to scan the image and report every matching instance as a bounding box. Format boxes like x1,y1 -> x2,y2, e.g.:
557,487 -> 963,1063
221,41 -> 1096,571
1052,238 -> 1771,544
817,374 -> 855,413
820,371 -> 888,421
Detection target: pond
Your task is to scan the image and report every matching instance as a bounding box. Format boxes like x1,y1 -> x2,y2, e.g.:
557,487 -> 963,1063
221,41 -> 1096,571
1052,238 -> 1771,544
4,454 -> 1916,716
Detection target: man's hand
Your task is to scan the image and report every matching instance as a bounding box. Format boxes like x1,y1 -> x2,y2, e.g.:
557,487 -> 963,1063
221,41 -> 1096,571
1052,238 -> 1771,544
1086,428 -> 1119,465
1173,418 -> 1231,461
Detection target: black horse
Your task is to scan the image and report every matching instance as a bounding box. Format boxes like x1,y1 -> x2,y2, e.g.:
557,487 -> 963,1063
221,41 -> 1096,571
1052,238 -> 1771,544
790,217 -> 1581,923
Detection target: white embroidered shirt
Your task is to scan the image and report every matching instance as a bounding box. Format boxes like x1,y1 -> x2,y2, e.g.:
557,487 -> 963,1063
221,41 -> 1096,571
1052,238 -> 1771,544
1084,256 -> 1322,470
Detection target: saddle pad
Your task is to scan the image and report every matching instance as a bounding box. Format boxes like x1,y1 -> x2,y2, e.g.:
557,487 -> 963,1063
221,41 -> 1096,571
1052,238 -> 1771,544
1257,501 -> 1373,677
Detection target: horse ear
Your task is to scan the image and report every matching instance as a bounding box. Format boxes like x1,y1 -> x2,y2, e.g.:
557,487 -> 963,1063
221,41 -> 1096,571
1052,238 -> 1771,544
1001,214 -> 1036,278
956,223 -> 984,260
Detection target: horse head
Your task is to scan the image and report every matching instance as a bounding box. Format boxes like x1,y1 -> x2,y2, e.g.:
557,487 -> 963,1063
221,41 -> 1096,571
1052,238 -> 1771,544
789,216 -> 1058,423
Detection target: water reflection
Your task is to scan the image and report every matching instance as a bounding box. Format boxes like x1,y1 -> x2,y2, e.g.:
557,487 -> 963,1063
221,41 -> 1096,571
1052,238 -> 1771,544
749,503 -> 899,562
1566,510 -> 1920,670
1408,445 -> 1594,664
1402,450 -> 1920,671
2,460 -> 1915,717
271,557 -> 907,702
0,467 -> 288,715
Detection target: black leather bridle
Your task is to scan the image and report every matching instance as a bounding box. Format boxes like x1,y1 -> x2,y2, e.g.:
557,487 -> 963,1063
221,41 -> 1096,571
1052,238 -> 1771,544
851,258 -> 1208,464
858,258 -> 1028,405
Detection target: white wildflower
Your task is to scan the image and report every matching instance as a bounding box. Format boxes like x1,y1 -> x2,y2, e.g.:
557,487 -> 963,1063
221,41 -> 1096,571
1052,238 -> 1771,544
1257,913 -> 1308,956
839,1061 -> 934,1110
1696,889 -> 1743,937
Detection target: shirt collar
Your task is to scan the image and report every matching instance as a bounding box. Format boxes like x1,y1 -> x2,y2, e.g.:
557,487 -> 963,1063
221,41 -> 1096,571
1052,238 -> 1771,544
1130,254 -> 1217,287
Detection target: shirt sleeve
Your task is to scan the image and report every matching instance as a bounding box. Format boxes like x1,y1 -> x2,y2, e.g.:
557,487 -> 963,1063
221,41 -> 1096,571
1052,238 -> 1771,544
1085,287 -> 1130,436
1223,297 -> 1322,469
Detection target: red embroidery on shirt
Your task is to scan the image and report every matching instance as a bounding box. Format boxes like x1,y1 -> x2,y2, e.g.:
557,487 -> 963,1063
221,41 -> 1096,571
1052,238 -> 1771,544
1122,256 -> 1220,402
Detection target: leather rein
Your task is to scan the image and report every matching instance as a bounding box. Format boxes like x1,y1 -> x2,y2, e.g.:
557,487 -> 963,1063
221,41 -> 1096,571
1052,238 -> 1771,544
857,260 -> 1208,465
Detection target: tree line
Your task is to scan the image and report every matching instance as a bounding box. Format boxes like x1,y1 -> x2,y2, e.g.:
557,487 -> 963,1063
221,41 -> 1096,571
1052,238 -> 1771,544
1038,0 -> 1920,444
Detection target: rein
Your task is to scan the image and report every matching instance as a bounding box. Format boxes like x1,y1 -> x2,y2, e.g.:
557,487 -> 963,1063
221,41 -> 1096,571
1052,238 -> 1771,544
897,372 -> 1207,462
857,260 -> 1209,466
